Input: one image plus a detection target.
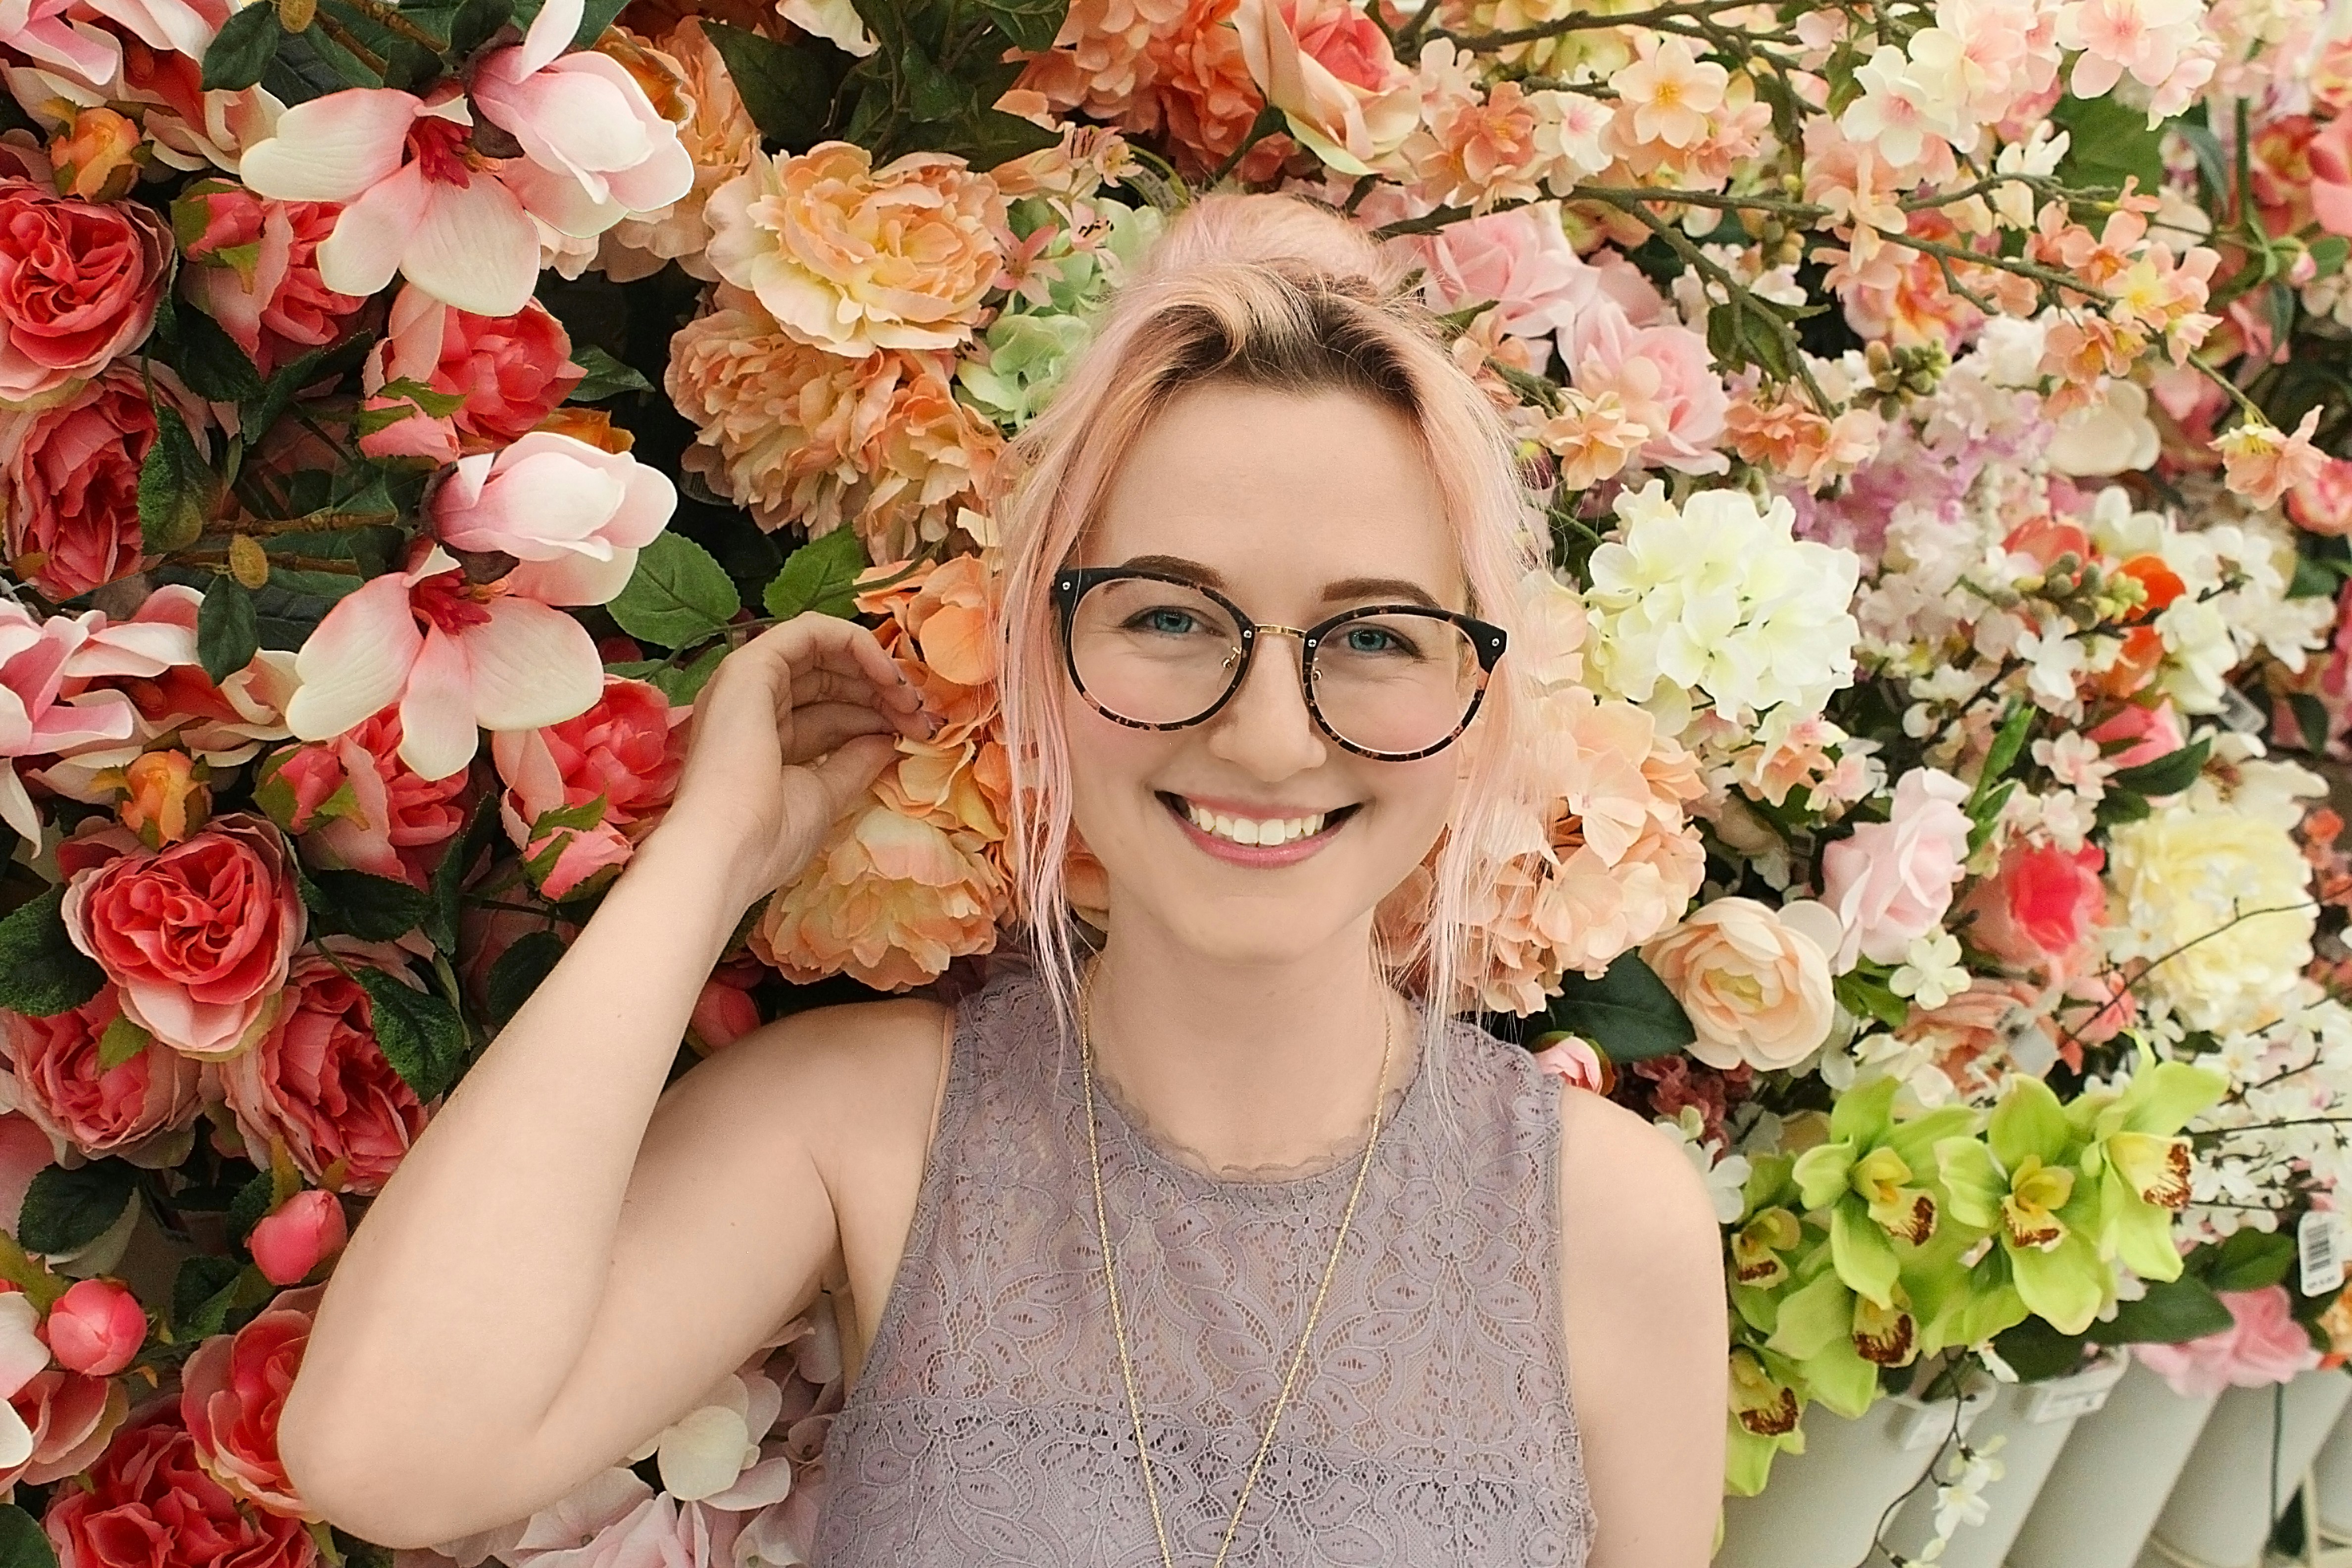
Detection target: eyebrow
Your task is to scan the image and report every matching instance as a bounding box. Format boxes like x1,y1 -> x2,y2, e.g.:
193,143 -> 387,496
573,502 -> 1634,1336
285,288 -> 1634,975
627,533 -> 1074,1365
1115,555 -> 1445,610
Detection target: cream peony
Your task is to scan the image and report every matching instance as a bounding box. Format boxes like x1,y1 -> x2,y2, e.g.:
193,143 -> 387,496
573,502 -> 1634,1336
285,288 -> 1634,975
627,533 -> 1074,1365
704,142 -> 1005,359
1643,897 -> 1836,1072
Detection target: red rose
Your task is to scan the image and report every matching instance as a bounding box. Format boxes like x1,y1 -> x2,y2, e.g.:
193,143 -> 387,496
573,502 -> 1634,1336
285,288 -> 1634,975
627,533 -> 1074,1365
1960,840 -> 2108,977
47,1394 -> 319,1568
0,983 -> 208,1163
365,284 -> 584,453
0,179 -> 170,407
60,812 -> 305,1060
178,1284 -> 325,1522
491,675 -> 687,899
259,708 -> 470,888
0,364 -> 168,599
178,184 -> 368,376
219,952 -> 431,1196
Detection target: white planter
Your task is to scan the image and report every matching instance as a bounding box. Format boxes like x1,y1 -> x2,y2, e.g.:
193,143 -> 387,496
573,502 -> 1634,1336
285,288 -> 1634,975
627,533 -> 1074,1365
2312,1391 -> 2352,1542
2141,1369 -> 2352,1568
1879,1347 -> 2131,1568
2009,1358 -> 2221,1568
1715,1384 -> 1994,1568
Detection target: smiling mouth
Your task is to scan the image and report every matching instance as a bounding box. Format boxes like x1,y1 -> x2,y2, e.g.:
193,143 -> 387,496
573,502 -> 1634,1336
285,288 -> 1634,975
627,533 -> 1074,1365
1157,792 -> 1360,848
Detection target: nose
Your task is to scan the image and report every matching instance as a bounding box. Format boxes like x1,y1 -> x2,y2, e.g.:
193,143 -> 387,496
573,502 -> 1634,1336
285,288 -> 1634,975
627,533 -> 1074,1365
1206,632 -> 1328,780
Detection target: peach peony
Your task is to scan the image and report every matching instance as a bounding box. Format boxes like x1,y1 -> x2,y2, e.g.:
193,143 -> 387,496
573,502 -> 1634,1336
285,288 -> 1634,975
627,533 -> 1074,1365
1642,898 -> 1835,1072
753,803 -> 1005,991
704,142 -> 1005,359
667,288 -> 998,560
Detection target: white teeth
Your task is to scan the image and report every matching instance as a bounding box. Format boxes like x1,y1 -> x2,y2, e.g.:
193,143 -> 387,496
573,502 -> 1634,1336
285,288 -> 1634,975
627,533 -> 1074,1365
1181,801 -> 1327,847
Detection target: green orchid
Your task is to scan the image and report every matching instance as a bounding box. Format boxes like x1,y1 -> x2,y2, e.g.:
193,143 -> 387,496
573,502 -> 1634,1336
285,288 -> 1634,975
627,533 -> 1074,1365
1790,1077 -> 1982,1307
1763,1245 -> 1911,1420
1937,1077 -> 2111,1334
1724,1346 -> 1808,1496
2069,1051 -> 2229,1283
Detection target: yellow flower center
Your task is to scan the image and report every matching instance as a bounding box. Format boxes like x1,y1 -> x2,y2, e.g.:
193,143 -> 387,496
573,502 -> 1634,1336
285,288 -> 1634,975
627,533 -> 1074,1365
2001,1155 -> 2074,1251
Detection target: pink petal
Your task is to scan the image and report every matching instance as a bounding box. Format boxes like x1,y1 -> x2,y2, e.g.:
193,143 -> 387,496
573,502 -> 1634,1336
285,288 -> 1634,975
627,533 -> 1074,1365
397,626 -> 480,782
484,66 -> 651,184
401,177 -> 541,317
0,768 -> 34,841
465,598 -> 602,731
497,154 -> 622,239
518,0 -> 583,79
318,162 -> 431,300
608,465 -> 679,549
241,88 -> 421,202
285,574 -> 423,741
502,549 -> 637,607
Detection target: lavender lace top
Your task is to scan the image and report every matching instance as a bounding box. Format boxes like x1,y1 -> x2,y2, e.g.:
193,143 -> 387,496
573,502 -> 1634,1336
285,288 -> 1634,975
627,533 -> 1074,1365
807,965 -> 1598,1567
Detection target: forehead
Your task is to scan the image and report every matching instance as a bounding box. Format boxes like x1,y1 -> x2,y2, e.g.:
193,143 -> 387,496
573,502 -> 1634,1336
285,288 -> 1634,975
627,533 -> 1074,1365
1084,382 -> 1465,609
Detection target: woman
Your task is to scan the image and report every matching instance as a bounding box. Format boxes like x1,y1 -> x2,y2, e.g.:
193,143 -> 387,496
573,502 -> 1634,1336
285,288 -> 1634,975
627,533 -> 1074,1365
276,193 -> 1729,1567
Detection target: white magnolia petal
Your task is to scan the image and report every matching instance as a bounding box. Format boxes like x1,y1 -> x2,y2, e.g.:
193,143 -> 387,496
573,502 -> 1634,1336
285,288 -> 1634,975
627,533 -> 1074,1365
517,0 -> 582,77
285,574 -> 421,741
240,88 -> 418,201
501,547 -> 636,608
397,627 -> 481,782
498,152 -> 624,238
317,163 -> 430,301
400,177 -> 541,317
656,1407 -> 753,1502
0,1293 -> 47,1399
465,598 -> 602,730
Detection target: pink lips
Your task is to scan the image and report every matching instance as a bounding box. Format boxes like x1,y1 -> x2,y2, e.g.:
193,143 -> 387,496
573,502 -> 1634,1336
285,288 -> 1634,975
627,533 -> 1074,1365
1163,795 -> 1345,868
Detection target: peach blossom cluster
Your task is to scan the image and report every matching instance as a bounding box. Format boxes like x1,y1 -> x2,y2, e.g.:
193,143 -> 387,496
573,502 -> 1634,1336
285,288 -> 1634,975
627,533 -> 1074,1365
1018,0 -> 1268,175
1395,40 -> 1611,212
597,20 -> 761,284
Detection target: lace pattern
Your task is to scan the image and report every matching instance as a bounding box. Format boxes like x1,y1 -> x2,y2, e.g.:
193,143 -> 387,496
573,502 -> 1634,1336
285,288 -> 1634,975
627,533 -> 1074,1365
807,967 -> 1598,1567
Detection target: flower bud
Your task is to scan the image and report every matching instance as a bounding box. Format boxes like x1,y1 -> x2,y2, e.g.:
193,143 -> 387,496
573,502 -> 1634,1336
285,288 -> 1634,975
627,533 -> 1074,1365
249,1189 -> 349,1286
43,1277 -> 145,1375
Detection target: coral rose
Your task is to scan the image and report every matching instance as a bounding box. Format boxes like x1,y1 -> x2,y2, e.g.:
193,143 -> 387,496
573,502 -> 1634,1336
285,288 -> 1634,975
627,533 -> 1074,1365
491,675 -> 688,900
247,1189 -> 348,1286
256,709 -> 471,889
42,1278 -> 144,1375
0,1367 -> 125,1489
1643,898 -> 1835,1072
0,177 -> 170,408
45,1395 -> 317,1568
219,952 -> 432,1196
60,812 -> 305,1060
178,1282 -> 326,1521
1233,0 -> 1416,174
1960,840 -> 2106,976
1,984 -> 207,1166
365,286 -> 585,451
1816,767 -> 1974,970
754,803 -> 1004,991
705,142 -> 1005,358
177,184 -> 368,376
0,363 -> 182,601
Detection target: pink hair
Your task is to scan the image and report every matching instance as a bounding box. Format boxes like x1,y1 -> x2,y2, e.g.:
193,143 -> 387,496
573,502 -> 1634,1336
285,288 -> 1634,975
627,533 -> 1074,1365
994,191 -> 1547,1066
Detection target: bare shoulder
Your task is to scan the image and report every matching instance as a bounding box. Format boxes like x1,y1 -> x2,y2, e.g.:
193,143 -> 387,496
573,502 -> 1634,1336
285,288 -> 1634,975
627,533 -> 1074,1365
680,993 -> 956,1171
1551,1080 -> 1724,1317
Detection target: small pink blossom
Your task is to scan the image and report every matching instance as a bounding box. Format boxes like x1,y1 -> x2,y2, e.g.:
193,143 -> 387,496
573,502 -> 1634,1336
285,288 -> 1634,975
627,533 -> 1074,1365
2290,455 -> 2352,536
1960,839 -> 2105,976
1232,0 -> 1415,174
1529,1033 -> 1607,1091
1566,314 -> 1729,476
2087,699 -> 2184,770
2216,407 -> 2327,509
40,1279 -> 143,1376
1412,203 -> 1601,342
491,676 -> 687,900
2134,1285 -> 2322,1398
177,185 -> 369,376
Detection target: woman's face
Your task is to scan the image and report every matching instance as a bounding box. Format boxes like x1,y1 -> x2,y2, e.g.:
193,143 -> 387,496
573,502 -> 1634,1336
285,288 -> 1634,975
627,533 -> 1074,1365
1064,380 -> 1477,971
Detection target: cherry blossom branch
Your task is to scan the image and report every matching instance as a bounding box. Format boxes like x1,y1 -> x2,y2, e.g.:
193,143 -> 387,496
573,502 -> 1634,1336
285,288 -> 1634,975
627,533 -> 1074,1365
1421,0 -> 1801,54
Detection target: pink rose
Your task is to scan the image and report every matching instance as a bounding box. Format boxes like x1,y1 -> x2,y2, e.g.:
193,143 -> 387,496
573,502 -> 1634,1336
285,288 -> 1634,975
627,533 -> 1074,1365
2134,1285 -> 2322,1398
431,433 -> 677,608
492,675 -> 688,900
0,1367 -> 125,1488
179,1282 -> 326,1520
689,965 -> 762,1053
219,952 -> 432,1196
47,1394 -> 318,1568
0,1113 -> 53,1236
2290,456 -> 2352,536
1528,1032 -> 1609,1091
258,709 -> 471,888
2310,114 -> 2352,237
0,984 -> 207,1163
1817,768 -> 1974,969
0,364 -> 180,600
1643,897 -> 1836,1071
247,1189 -> 348,1286
178,184 -> 368,375
60,812 -> 305,1060
1232,0 -> 1416,172
1565,311 -> 1730,476
364,285 -> 584,452
2088,699 -> 2185,771
1412,203 -> 1599,342
1960,840 -> 2106,975
41,1278 -> 143,1375
0,178 -> 170,408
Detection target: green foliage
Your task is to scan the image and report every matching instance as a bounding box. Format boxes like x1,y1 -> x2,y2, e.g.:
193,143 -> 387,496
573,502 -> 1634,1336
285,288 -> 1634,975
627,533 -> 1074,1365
17,1160 -> 139,1255
2107,737 -> 2210,798
0,1503 -> 56,1568
201,0 -> 285,91
301,866 -> 439,942
2051,94 -> 2166,195
610,532 -> 742,649
567,346 -> 654,402
702,22 -> 855,153
764,528 -> 867,620
1538,951 -> 1695,1063
357,968 -> 469,1101
138,405 -> 216,554
198,576 -> 261,684
0,885 -> 105,1019
487,930 -> 570,1029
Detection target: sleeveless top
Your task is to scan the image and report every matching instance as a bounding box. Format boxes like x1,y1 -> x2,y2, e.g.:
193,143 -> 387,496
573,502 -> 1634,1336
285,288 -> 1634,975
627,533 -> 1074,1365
807,965 -> 1599,1567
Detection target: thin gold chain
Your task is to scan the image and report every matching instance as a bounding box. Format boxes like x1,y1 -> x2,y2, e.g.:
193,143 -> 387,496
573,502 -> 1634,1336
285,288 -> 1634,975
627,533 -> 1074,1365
1078,963 -> 1395,1568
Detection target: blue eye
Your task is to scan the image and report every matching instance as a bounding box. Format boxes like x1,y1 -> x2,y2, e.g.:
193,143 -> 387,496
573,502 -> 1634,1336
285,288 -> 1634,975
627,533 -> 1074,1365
1137,608 -> 1199,636
1344,624 -> 1410,655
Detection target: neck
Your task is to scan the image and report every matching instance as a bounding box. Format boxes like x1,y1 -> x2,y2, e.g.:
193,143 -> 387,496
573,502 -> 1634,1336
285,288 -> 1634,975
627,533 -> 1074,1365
1081,920 -> 1411,1179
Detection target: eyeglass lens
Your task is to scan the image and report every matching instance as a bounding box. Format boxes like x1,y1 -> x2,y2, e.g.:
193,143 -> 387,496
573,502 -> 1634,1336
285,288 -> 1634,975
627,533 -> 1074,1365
1067,577 -> 1482,755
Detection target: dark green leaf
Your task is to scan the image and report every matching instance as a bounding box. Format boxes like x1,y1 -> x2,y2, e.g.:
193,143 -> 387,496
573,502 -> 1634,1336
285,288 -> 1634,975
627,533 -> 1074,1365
2086,1275 -> 2236,1345
608,531 -> 740,648
197,576 -> 260,685
2108,737 -> 2209,798
302,867 -> 436,941
138,406 -> 212,554
1965,779 -> 2016,858
2291,552 -> 2340,600
225,1165 -> 273,1247
606,648 -> 728,706
763,528 -> 866,620
16,1160 -> 138,1255
2203,1226 -> 2298,1293
529,794 -> 609,836
2052,93 -> 2165,196
571,0 -> 628,45
973,0 -> 1065,50
245,331 -> 377,442
2312,235 -> 2351,280
1835,969 -> 1912,1032
1990,1317 -> 2093,1383
1540,950 -> 1694,1063
487,929 -> 569,1028
424,795 -> 496,958
174,307 -> 266,402
357,968 -> 467,1101
2290,692 -> 2331,754
1974,701 -> 2033,798
170,1253 -> 243,1335
0,885 -> 104,1018
0,1504 -> 56,1568
2097,789 -> 2152,827
891,102 -> 1058,166
567,345 -> 653,402
703,22 -> 853,152
446,0 -> 514,53
201,0 -> 284,91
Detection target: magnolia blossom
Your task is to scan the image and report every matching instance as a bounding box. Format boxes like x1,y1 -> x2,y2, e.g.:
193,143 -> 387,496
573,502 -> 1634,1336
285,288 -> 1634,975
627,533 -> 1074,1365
283,544 -> 607,782
0,600 -> 136,840
0,1292 -> 54,1469
432,432 -> 677,606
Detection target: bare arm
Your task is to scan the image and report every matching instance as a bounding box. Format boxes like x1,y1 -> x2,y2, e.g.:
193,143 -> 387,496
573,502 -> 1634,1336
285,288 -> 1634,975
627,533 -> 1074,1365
276,615 -> 936,1550
1557,1086 -> 1731,1568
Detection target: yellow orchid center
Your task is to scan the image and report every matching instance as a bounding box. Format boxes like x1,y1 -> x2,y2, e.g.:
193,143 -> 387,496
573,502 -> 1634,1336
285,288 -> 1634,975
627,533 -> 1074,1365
2001,1156 -> 2074,1251
1851,1290 -> 1918,1368
2107,1130 -> 2193,1211
1732,1208 -> 1802,1286
1729,1350 -> 1801,1436
1855,1146 -> 1937,1243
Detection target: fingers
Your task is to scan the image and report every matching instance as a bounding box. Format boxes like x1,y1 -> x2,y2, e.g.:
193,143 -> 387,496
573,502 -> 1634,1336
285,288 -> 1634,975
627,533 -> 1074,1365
788,667 -> 936,739
739,615 -> 925,714
784,701 -> 901,762
804,733 -> 899,824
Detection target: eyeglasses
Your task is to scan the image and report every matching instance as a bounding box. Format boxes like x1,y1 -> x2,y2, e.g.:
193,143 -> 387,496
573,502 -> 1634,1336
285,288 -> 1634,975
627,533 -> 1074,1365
1050,567 -> 1508,761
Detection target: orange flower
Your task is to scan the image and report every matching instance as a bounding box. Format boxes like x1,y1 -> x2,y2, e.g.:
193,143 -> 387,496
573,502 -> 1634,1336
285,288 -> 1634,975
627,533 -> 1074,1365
753,803 -> 1005,990
102,749 -> 211,849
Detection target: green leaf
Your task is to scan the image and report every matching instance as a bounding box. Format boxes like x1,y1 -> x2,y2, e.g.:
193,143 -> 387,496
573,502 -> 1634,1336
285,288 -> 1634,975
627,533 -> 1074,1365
2202,1226 -> 2297,1293
302,867 -> 436,942
197,576 -> 260,685
96,1014 -> 151,1071
2085,1275 -> 2236,1345
225,1165 -> 273,1248
170,1252 -> 244,1337
609,646 -> 728,706
245,331 -> 376,444
528,794 -> 609,837
201,0 -> 283,91
894,101 -> 1061,166
608,531 -> 740,649
763,528 -> 867,621
2052,93 -> 2165,195
2312,235 -> 2351,281
0,885 -> 105,1018
1538,950 -> 1695,1063
566,345 -> 653,402
1834,969 -> 1911,1033
423,796 -> 496,958
0,1504 -> 56,1568
138,405 -> 213,554
2291,552 -> 2341,600
1990,1316 -> 2093,1383
356,967 -> 467,1101
487,929 -> 568,1029
16,1159 -> 138,1255
2290,692 -> 2331,754
446,0 -> 514,53
702,22 -> 853,152
173,306 -> 267,402
974,0 -> 1066,50
2107,737 -> 2209,798
1972,701 -> 2033,803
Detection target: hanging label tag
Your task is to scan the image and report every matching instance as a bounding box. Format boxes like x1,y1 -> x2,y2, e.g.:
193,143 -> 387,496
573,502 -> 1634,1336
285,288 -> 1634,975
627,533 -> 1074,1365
2302,1210 -> 2345,1298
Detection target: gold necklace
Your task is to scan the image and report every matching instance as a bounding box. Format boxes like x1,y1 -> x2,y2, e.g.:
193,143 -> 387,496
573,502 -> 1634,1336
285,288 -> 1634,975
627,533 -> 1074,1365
1078,964 -> 1395,1568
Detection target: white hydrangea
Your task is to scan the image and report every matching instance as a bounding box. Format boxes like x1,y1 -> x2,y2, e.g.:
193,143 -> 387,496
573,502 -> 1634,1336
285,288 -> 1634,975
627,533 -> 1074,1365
1583,481 -> 1862,732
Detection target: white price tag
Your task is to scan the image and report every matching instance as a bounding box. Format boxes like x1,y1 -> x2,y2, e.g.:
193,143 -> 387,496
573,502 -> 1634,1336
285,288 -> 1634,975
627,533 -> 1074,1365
2302,1210 -> 2345,1298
